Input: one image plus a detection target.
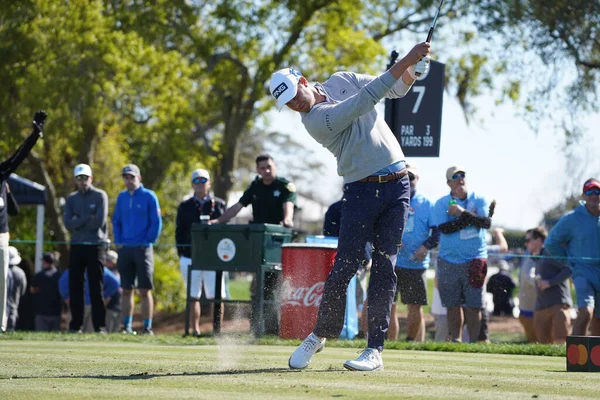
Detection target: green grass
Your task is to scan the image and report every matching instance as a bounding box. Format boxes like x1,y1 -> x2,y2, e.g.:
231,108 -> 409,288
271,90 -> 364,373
228,276 -> 252,301
0,334 -> 593,399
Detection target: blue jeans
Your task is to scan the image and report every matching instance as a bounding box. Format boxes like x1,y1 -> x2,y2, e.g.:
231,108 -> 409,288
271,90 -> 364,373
313,175 -> 410,350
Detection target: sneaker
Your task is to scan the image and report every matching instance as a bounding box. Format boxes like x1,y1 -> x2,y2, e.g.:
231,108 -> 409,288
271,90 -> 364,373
288,333 -> 326,369
95,327 -> 107,335
142,327 -> 154,336
343,348 -> 384,371
121,327 -> 137,335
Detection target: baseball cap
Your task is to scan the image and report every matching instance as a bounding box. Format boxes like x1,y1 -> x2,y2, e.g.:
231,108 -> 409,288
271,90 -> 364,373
106,250 -> 118,264
583,178 -> 600,192
406,162 -> 419,177
74,163 -> 92,177
42,251 -> 56,264
269,67 -> 303,111
8,246 -> 21,266
122,164 -> 141,177
446,165 -> 466,181
191,169 -> 210,182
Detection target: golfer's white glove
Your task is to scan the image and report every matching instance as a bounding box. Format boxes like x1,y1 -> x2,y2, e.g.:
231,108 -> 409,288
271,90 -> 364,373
407,56 -> 430,80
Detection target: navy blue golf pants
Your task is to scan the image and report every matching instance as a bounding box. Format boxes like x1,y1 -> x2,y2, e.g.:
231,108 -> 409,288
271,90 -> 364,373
313,175 -> 410,350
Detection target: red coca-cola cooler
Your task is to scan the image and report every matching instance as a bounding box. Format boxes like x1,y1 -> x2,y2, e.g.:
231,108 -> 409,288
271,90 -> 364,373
279,243 -> 337,339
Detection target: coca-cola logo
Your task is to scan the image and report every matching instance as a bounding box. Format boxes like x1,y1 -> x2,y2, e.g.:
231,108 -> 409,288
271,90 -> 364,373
281,281 -> 325,307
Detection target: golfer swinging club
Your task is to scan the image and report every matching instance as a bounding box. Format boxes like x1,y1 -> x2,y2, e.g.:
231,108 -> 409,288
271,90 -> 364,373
269,41 -> 430,371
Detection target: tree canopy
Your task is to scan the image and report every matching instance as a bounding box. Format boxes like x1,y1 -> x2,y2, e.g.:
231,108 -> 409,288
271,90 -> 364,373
0,0 -> 598,285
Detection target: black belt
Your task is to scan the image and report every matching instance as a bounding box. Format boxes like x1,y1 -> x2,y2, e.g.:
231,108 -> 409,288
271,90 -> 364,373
356,169 -> 408,183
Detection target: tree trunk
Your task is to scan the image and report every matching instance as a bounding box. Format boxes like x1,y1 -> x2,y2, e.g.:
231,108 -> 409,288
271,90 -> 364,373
28,153 -> 70,270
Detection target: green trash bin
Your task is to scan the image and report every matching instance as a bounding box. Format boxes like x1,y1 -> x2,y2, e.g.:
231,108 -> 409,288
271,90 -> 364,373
188,223 -> 292,335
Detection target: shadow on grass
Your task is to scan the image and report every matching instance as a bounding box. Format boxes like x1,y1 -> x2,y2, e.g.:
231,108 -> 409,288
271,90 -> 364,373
5,368 -> 341,381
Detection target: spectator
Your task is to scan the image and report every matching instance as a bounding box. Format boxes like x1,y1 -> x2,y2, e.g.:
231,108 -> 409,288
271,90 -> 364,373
31,252 -> 62,332
0,111 -> 46,333
272,40 -> 431,371
15,259 -> 35,331
544,178 -> 600,336
176,168 -> 226,336
112,164 -> 162,335
470,228 -> 510,343
389,163 -> 439,342
63,163 -> 109,333
518,227 -> 547,343
486,260 -> 516,316
211,154 -> 297,335
430,166 -> 492,342
58,265 -> 119,333
323,197 -> 342,237
104,250 -> 122,333
6,246 -> 27,331
534,248 -> 573,344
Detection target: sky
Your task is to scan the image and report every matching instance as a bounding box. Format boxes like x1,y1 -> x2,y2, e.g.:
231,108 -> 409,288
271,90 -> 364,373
268,92 -> 600,231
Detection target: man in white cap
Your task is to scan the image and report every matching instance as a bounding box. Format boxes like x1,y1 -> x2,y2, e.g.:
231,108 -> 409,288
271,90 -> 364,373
63,163 -> 109,333
270,41 -> 431,371
430,166 -> 493,342
176,168 -> 226,336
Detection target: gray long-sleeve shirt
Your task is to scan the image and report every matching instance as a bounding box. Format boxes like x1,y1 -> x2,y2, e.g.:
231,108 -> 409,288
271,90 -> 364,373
63,185 -> 109,244
535,248 -> 573,311
301,71 -> 408,183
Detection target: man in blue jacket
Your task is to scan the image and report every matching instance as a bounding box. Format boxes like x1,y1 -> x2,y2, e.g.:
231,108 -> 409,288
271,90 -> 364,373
112,164 -> 162,335
545,178 -> 600,336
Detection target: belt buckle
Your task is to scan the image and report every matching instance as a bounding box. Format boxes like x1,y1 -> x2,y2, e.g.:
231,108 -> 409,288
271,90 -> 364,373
378,175 -> 384,183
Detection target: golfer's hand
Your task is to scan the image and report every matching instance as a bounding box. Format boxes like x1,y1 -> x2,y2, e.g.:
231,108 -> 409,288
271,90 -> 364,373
405,42 -> 430,66
414,56 -> 430,76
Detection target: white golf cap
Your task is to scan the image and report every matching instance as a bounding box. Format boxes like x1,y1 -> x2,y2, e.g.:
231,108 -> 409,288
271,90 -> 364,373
74,163 -> 92,177
191,169 -> 210,181
269,67 -> 303,111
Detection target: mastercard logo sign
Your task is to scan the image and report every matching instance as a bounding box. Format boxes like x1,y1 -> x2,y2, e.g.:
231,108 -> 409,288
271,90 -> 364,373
567,343 -> 600,366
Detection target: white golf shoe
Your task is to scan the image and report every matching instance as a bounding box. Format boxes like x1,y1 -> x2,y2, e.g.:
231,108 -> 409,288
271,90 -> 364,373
343,348 -> 384,371
288,333 -> 326,369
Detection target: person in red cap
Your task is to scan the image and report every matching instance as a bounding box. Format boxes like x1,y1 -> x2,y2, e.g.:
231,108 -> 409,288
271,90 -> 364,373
544,178 -> 600,336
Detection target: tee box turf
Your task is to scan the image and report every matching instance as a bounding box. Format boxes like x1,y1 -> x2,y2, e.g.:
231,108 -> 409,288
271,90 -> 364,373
566,335 -> 600,372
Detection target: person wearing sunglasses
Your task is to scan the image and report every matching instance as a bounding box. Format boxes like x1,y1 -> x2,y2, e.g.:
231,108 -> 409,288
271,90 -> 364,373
389,162 -> 439,342
544,178 -> 600,337
63,163 -> 109,333
430,165 -> 493,342
176,169 -> 226,336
